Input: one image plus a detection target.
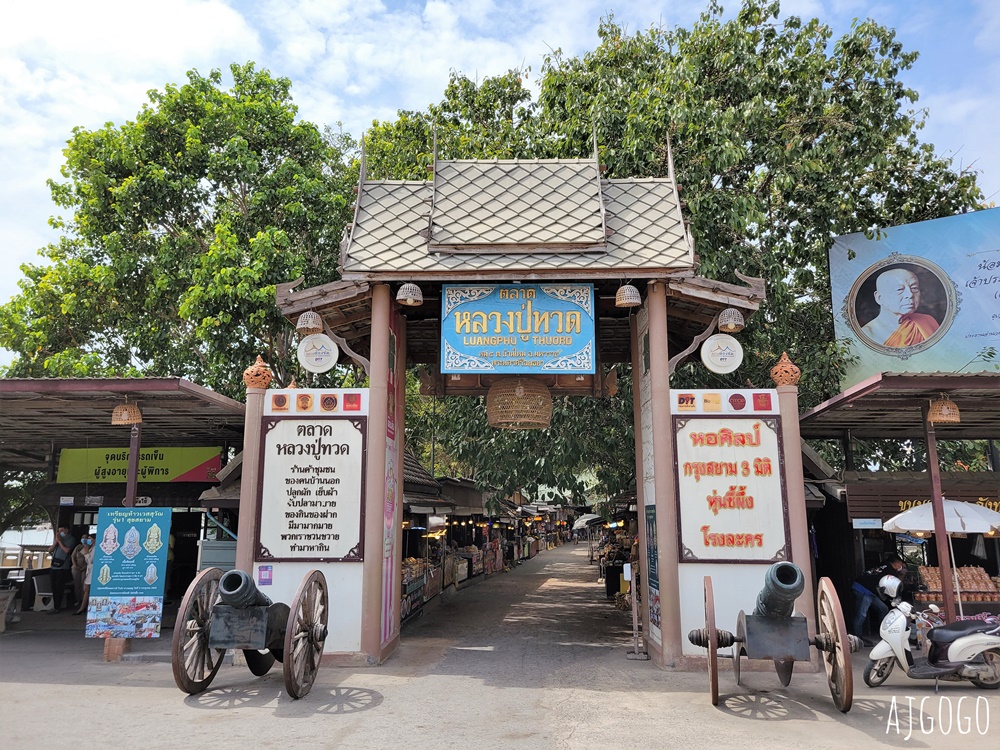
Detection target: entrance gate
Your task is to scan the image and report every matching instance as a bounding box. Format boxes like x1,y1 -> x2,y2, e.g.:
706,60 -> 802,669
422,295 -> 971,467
236,152 -> 814,668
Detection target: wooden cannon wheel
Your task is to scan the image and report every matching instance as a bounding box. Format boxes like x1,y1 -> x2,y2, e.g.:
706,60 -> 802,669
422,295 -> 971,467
817,577 -> 853,713
704,576 -> 719,706
283,570 -> 329,699
171,567 -> 226,694
733,611 -> 746,686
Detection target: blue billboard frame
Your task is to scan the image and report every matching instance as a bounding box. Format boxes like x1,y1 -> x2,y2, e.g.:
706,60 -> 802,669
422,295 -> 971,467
441,283 -> 596,374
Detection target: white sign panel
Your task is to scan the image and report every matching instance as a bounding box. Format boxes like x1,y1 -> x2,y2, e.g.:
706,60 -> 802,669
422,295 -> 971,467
852,518 -> 884,529
675,413 -> 790,563
296,333 -> 340,373
637,307 -> 662,646
256,412 -> 366,562
700,333 -> 744,374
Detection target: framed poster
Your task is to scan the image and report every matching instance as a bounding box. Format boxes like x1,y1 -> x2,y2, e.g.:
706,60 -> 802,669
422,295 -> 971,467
441,283 -> 596,374
673,393 -> 790,563
255,401 -> 367,563
86,507 -> 171,638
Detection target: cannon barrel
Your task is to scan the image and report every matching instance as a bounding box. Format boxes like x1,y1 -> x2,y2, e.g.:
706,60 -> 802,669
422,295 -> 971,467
218,569 -> 272,608
752,561 -> 804,619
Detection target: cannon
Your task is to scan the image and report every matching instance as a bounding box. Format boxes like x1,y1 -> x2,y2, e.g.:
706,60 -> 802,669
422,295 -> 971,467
171,567 -> 328,699
687,563 -> 861,712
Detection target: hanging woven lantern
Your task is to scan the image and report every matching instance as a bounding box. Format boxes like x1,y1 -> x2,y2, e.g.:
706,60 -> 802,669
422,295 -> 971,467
615,283 -> 642,308
296,311 -> 323,335
718,307 -> 745,333
927,394 -> 960,424
486,377 -> 552,430
111,398 -> 142,425
396,283 -> 424,307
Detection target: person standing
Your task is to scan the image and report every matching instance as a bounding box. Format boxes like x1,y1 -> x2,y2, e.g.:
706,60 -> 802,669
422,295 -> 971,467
73,535 -> 95,616
851,554 -> 905,641
47,525 -> 77,613
71,534 -> 89,608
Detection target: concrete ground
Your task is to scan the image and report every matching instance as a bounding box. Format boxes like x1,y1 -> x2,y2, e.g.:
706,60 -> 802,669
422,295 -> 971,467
1,544 -> 997,749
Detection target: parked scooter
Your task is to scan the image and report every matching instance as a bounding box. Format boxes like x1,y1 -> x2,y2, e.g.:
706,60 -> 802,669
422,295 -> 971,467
864,575 -> 1000,690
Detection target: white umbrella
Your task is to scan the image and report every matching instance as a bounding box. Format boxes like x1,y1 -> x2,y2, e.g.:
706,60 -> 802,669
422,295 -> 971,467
572,514 -> 602,530
883,499 -> 1000,535
883,499 -> 1000,616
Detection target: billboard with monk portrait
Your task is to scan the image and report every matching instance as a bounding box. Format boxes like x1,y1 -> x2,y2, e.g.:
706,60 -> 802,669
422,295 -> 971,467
829,208 -> 1000,387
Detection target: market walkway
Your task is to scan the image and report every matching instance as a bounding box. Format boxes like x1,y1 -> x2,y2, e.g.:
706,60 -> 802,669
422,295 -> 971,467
1,544 -> 998,749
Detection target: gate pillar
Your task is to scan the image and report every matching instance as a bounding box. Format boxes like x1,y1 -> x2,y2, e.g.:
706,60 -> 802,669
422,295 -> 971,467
632,281 -> 683,667
360,282 -> 406,663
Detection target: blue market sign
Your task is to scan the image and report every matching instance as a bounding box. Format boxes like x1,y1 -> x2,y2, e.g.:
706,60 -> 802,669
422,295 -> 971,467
441,284 -> 596,374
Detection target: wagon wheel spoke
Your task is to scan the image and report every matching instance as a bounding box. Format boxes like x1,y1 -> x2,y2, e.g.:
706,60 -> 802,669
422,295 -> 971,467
172,568 -> 226,695
817,577 -> 853,713
283,571 -> 328,699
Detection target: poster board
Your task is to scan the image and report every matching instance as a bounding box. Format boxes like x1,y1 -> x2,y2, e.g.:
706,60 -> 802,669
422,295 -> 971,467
672,390 -> 790,563
86,507 -> 171,638
829,208 -> 1000,386
256,389 -> 368,563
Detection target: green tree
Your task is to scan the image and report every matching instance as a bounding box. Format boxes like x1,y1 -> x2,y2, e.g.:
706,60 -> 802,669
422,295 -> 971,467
536,0 -> 982,404
0,471 -> 48,538
377,0 -> 985,496
0,63 -> 356,397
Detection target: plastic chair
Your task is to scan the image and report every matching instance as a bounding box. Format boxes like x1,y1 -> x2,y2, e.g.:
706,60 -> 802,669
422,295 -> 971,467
32,574 -> 54,611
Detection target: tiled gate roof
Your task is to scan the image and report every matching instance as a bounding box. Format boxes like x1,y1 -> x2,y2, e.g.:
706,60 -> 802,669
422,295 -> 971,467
340,158 -> 693,278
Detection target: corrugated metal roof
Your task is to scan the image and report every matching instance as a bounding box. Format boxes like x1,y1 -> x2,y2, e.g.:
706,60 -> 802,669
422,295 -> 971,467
341,158 -> 693,277
799,371 -> 1000,440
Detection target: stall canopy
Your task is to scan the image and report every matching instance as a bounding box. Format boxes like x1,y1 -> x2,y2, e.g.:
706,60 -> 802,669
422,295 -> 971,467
799,371 -> 1000,622
402,449 -> 453,514
0,378 -> 246,473
0,378 -> 246,508
573,513 -> 603,530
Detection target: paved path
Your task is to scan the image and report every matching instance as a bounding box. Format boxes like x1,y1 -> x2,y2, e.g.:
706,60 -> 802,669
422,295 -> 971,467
2,544 -> 998,748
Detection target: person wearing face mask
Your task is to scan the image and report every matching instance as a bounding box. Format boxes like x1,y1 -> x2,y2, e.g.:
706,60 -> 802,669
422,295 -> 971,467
73,535 -> 95,616
47,526 -> 77,613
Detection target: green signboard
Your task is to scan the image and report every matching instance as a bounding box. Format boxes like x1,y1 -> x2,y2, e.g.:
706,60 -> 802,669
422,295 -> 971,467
56,447 -> 221,483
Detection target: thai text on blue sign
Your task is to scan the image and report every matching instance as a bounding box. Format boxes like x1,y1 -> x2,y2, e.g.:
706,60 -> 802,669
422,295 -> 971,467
86,507 -> 171,639
441,283 -> 596,374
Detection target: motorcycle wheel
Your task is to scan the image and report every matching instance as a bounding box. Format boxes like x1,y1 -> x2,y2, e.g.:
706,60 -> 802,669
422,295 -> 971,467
971,649 -> 1000,690
863,657 -> 895,687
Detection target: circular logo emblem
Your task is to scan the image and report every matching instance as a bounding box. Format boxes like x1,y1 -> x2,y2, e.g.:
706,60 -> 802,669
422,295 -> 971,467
728,393 -> 747,410
701,334 -> 744,374
297,333 -> 339,373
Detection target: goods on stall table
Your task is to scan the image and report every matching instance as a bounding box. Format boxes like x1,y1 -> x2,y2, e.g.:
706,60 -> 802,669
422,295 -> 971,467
914,565 -> 1000,602
402,557 -> 429,586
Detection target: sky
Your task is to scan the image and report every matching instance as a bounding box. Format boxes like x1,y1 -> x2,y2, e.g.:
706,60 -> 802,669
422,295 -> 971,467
1,0 -> 998,367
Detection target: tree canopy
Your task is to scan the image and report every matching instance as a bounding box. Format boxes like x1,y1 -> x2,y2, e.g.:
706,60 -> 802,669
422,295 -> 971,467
0,63 -> 356,398
391,0 -> 985,496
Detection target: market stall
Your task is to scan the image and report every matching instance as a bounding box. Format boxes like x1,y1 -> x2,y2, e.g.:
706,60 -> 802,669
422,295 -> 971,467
884,498 -> 1000,618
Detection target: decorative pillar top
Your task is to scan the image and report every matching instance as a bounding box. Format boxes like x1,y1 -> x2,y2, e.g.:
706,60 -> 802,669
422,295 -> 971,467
243,355 -> 273,389
770,352 -> 801,386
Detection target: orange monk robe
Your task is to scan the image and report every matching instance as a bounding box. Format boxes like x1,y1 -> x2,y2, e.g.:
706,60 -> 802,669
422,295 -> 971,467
884,313 -> 939,347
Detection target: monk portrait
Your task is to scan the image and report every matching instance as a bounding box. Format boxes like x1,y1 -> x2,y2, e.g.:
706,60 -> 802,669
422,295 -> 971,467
859,267 -> 940,347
